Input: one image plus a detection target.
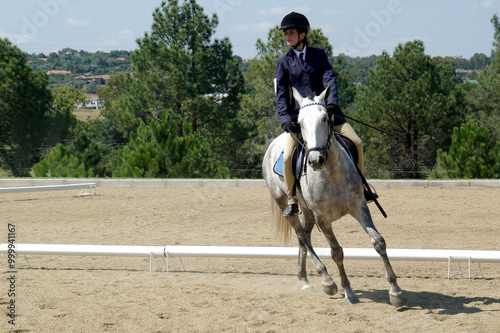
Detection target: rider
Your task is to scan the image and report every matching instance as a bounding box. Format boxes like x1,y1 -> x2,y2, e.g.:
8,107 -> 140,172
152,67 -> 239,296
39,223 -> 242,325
275,12 -> 375,216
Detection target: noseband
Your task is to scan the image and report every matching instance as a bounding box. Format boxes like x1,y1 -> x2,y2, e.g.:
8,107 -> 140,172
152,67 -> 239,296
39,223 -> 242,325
299,102 -> 332,159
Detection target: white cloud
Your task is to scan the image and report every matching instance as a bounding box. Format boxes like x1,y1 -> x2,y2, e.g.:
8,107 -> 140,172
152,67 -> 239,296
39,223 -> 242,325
0,28 -> 31,44
481,0 -> 494,7
101,30 -> 135,48
471,0 -> 495,10
112,29 -> 133,40
66,17 -> 90,26
252,21 -> 274,32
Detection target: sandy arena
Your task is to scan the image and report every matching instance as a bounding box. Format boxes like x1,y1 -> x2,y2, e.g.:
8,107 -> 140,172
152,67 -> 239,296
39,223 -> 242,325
1,185 -> 500,332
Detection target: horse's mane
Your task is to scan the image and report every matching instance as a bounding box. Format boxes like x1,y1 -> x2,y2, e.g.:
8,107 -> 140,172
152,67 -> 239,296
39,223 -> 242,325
306,93 -> 316,101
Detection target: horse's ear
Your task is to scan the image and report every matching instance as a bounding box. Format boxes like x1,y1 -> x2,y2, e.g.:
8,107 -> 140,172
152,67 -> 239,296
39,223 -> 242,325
319,84 -> 331,103
292,87 -> 304,105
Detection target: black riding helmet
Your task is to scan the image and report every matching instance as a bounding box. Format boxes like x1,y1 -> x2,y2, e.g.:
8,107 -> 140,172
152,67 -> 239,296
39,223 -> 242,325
279,12 -> 310,33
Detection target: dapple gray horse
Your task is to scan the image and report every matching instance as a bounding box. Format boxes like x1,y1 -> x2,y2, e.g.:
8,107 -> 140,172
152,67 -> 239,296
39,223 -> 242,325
262,85 -> 406,306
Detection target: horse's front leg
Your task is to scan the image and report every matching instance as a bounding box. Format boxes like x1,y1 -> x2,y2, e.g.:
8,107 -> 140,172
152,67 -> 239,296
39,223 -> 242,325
355,205 -> 406,307
316,217 -> 360,305
285,214 -> 337,296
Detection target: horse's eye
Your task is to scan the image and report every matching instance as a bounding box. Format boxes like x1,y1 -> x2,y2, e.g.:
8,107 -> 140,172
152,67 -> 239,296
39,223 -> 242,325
322,115 -> 328,123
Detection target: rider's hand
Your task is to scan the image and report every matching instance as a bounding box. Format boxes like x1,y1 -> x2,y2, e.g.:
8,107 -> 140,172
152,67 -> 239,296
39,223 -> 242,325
282,121 -> 300,134
327,104 -> 344,118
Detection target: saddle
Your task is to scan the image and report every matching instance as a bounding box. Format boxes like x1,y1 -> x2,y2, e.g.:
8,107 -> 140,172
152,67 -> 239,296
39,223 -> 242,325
273,134 -> 358,180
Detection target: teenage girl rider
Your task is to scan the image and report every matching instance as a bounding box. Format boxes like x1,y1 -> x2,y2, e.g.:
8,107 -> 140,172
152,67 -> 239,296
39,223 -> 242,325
275,12 -> 375,216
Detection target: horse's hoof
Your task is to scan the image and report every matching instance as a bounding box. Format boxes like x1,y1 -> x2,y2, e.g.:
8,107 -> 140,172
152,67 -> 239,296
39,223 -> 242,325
344,289 -> 360,305
344,295 -> 360,305
322,282 -> 338,296
389,291 -> 407,307
301,284 -> 315,293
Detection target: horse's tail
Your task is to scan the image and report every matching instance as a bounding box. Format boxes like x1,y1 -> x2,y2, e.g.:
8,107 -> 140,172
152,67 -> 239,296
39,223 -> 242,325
271,197 -> 292,244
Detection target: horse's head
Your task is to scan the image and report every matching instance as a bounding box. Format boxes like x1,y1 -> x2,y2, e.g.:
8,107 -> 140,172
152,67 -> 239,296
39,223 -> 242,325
293,85 -> 332,171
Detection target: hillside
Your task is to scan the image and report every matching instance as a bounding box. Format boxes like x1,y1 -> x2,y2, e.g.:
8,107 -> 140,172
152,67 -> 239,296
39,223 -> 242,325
27,49 -> 490,94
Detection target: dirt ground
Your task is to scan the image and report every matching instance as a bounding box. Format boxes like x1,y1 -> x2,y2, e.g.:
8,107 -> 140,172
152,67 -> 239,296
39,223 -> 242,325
1,185 -> 499,332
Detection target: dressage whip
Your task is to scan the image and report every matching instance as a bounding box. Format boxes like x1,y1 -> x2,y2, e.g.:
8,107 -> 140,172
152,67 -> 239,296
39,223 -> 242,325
344,115 -> 399,141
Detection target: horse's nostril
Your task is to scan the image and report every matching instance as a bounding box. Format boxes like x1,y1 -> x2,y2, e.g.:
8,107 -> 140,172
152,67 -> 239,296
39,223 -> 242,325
318,156 -> 325,165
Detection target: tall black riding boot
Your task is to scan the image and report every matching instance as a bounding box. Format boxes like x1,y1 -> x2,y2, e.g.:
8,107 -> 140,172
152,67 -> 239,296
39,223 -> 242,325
283,196 -> 299,216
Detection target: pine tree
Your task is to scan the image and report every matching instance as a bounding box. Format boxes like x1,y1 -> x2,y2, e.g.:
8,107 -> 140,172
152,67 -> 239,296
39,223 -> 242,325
468,14 -> 500,141
45,86 -> 84,145
353,40 -> 465,178
99,0 -> 243,177
112,113 -> 229,178
33,144 -> 89,178
0,38 -> 53,176
131,0 -> 243,145
431,121 -> 500,179
33,124 -> 103,177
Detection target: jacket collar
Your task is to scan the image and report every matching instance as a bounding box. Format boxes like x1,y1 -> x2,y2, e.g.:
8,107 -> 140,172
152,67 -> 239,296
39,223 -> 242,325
287,46 -> 308,56
293,45 -> 307,59
287,47 -> 308,68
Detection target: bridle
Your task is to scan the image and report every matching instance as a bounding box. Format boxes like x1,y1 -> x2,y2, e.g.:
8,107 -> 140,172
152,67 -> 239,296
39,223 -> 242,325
298,102 -> 332,160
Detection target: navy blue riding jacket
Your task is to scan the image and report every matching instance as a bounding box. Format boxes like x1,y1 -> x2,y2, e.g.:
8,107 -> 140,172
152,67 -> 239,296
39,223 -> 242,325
275,46 -> 346,126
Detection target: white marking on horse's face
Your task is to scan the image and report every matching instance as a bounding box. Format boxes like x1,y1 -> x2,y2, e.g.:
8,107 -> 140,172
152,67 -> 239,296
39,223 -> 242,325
298,103 -> 330,171
298,106 -> 329,150
292,85 -> 331,171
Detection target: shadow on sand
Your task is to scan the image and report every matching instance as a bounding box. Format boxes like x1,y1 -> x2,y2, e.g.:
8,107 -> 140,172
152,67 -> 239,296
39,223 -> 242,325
356,289 -> 500,315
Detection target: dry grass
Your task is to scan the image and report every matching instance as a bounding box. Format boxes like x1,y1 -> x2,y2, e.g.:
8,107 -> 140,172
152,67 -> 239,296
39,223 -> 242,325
72,108 -> 102,121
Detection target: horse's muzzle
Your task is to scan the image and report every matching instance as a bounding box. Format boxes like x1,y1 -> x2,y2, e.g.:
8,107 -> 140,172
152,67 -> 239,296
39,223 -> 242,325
307,149 -> 327,171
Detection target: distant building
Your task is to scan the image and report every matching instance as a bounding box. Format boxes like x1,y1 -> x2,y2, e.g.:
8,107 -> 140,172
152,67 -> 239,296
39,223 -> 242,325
455,69 -> 473,77
76,94 -> 103,110
74,74 -> 111,85
47,70 -> 72,75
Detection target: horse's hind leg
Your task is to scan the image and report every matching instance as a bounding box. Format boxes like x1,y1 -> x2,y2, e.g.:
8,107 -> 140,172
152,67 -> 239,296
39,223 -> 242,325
355,206 -> 406,307
297,234 -> 314,292
316,218 -> 360,305
296,208 -> 319,292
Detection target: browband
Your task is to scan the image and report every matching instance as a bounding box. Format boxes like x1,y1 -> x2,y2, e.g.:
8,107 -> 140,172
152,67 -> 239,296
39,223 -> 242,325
299,102 -> 327,110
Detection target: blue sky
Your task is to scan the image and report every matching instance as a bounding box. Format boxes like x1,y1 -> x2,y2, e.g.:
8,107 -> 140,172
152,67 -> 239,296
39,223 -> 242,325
0,0 -> 498,59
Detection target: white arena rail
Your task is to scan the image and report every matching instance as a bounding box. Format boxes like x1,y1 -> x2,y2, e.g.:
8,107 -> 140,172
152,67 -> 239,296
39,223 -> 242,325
163,246 -> 500,263
0,182 -> 96,195
1,244 -> 499,276
163,246 -> 500,278
0,243 -> 164,257
0,243 -> 165,272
